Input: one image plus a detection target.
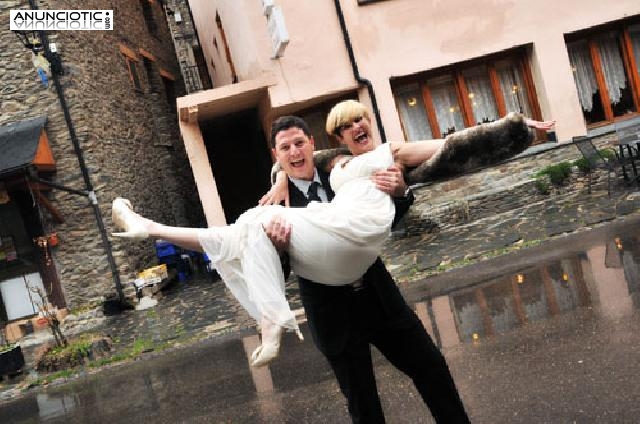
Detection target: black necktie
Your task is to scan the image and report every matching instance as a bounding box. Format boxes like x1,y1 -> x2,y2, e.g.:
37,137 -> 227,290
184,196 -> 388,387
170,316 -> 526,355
307,181 -> 322,201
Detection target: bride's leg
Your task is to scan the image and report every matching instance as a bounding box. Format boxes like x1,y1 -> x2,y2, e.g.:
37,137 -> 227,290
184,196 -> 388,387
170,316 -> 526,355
112,198 -> 152,239
111,198 -> 204,251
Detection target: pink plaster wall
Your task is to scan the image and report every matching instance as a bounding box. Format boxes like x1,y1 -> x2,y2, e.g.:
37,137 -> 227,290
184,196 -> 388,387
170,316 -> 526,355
188,0 -> 640,142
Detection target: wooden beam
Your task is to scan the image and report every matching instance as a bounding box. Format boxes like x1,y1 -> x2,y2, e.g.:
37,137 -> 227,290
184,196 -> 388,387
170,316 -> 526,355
488,64 -> 507,118
138,48 -> 156,61
589,39 -> 614,122
35,190 -> 64,223
621,29 -> 640,113
455,72 -> 474,127
422,83 -> 442,139
159,68 -> 176,81
119,44 -> 139,61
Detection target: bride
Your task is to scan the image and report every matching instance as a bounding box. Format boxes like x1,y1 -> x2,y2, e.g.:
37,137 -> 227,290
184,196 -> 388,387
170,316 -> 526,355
112,100 -> 554,367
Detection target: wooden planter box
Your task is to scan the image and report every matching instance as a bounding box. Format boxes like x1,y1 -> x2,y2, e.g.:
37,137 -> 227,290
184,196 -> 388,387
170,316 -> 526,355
0,345 -> 25,377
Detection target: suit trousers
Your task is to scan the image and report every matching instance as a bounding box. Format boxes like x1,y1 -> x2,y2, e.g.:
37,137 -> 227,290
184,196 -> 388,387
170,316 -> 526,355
323,283 -> 469,424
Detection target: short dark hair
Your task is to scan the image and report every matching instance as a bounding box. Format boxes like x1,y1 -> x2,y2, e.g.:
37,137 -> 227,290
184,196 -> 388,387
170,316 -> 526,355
270,116 -> 312,147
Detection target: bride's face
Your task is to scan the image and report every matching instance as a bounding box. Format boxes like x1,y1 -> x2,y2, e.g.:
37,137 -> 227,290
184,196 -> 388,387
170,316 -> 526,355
336,115 -> 379,156
273,127 -> 316,181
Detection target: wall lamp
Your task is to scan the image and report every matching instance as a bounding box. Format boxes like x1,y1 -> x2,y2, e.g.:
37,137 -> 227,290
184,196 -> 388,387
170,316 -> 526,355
13,28 -> 64,76
14,28 -> 43,51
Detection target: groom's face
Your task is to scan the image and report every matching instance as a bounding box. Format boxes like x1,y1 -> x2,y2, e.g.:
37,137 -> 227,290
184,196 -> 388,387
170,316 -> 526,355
272,127 -> 315,181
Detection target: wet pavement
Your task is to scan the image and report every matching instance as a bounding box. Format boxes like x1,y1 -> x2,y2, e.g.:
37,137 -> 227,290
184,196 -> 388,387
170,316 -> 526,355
1,214 -> 639,423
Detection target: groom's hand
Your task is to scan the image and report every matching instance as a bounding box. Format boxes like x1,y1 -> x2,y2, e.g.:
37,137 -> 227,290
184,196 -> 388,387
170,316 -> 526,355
263,215 -> 291,254
372,165 -> 408,198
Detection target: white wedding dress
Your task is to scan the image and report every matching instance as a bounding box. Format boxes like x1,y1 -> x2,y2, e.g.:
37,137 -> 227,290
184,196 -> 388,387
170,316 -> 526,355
198,143 -> 395,333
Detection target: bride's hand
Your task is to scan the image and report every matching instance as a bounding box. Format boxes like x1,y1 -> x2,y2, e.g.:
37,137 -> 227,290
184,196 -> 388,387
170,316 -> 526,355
259,171 -> 290,206
525,118 -> 556,131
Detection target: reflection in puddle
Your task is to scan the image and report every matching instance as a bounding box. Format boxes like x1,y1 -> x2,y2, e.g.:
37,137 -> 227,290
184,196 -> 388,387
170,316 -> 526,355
415,233 -> 640,347
37,393 -> 77,420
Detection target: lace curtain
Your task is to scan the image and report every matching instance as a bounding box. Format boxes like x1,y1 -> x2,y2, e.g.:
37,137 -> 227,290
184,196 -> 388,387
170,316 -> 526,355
428,76 -> 465,136
496,63 -> 532,117
395,83 -> 433,141
568,40 -> 599,112
463,67 -> 499,124
596,32 -> 627,105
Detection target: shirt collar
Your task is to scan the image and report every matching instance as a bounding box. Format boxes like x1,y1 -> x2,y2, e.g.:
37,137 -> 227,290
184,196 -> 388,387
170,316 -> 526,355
289,169 -> 322,193
290,169 -> 327,201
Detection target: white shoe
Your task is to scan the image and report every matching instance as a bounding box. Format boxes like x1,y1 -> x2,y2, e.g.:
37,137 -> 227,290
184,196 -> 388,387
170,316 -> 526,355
250,324 -> 283,367
111,198 -> 149,239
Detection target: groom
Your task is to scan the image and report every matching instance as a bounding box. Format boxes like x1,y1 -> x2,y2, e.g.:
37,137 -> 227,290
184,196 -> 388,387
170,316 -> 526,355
263,112 -> 469,423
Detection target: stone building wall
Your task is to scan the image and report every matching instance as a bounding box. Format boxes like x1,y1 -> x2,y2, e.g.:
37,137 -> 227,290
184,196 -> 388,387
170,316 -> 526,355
0,0 -> 204,309
164,0 -> 210,93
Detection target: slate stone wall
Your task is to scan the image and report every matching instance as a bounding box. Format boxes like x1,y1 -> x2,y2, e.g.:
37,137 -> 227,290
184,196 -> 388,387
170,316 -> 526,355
0,0 -> 204,308
406,134 -> 620,234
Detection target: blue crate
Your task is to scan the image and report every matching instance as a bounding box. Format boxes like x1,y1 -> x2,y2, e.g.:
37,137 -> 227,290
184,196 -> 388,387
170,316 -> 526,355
155,241 -> 178,258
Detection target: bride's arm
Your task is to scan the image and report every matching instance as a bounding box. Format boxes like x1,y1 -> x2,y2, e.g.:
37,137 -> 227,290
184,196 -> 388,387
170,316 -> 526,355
391,114 -> 556,168
389,140 -> 445,167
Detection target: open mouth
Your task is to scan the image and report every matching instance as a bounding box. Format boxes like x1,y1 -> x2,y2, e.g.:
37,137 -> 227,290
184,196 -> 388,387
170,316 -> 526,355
290,158 -> 305,168
354,132 -> 369,145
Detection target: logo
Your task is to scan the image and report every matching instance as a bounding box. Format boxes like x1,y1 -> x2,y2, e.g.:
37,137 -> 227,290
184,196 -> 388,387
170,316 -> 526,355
10,10 -> 113,31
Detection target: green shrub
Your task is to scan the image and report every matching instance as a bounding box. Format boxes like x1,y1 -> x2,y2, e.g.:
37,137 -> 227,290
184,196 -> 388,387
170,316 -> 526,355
536,162 -> 572,186
535,178 -> 550,194
573,157 -> 591,173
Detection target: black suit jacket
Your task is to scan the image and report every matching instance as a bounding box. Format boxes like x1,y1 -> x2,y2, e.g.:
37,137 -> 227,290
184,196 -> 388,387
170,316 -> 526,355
287,168 -> 414,355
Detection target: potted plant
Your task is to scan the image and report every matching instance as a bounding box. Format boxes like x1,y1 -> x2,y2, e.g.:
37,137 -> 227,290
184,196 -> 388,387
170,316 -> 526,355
0,327 -> 25,377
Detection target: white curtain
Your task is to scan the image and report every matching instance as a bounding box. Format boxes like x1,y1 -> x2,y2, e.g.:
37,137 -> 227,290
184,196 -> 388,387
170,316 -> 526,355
428,76 -> 465,136
463,67 -> 499,124
395,83 -> 433,141
496,62 -> 532,117
568,40 -> 599,112
596,31 -> 627,105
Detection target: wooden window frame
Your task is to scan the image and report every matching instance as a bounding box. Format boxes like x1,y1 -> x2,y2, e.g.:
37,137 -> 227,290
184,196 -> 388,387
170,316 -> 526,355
119,44 -> 143,92
215,12 -> 238,84
140,0 -> 158,37
392,49 -> 543,142
565,19 -> 640,127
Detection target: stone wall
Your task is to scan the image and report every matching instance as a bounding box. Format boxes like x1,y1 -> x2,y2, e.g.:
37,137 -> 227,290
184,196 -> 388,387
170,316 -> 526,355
0,0 -> 204,308
405,134 -> 618,235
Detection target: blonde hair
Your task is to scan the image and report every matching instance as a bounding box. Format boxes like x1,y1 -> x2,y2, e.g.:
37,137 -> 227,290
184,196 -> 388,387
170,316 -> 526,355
325,100 -> 370,136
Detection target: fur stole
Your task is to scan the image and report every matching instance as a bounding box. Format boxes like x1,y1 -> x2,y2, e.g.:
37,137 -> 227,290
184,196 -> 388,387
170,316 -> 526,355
405,113 -> 533,184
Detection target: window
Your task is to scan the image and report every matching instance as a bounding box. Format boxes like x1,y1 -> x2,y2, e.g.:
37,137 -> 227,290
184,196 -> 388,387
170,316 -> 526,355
566,21 -> 640,126
215,13 -> 238,84
119,45 -> 142,91
139,0 -> 158,36
126,58 -> 142,91
392,50 -> 540,141
160,70 -> 177,113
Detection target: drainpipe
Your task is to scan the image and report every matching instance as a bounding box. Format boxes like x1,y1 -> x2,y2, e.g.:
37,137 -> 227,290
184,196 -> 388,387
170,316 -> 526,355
27,0 -> 125,304
333,0 -> 387,143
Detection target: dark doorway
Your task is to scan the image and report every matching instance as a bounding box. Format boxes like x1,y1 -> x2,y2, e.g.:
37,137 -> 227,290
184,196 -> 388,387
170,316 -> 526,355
200,109 -> 272,224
